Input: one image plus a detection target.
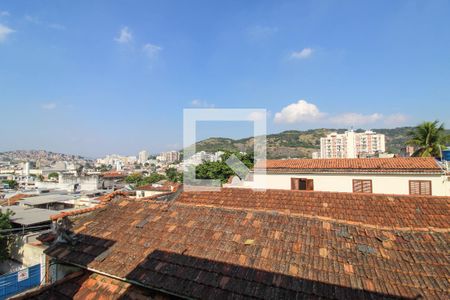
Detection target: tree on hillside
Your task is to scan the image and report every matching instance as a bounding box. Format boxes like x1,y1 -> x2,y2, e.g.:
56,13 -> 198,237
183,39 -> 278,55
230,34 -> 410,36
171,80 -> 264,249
125,173 -> 142,184
165,168 -> 183,183
2,180 -> 18,189
0,209 -> 13,262
48,172 -> 59,180
195,151 -> 254,184
407,121 -> 449,157
126,173 -> 167,187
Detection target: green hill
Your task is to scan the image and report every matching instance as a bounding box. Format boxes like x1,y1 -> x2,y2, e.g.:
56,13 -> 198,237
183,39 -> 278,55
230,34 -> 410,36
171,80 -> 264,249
193,127 -> 432,159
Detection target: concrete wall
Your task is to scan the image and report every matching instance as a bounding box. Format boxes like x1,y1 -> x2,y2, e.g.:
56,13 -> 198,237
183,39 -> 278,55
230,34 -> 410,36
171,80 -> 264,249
248,172 -> 449,196
136,190 -> 165,198
35,175 -> 100,192
9,233 -> 47,267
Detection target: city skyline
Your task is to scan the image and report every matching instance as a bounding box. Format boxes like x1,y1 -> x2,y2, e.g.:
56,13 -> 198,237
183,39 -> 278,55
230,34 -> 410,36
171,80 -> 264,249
1,1 -> 449,157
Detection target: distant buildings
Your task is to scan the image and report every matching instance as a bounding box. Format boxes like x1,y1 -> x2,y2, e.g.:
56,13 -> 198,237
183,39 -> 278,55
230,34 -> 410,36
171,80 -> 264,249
320,130 -> 385,158
400,145 -> 415,157
138,150 -> 149,164
157,151 -> 180,163
96,154 -> 137,167
183,151 -> 224,167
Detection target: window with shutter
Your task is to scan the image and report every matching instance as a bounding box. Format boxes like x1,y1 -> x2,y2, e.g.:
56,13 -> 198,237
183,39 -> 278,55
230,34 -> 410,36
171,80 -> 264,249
409,180 -> 431,195
291,178 -> 314,191
353,179 -> 372,193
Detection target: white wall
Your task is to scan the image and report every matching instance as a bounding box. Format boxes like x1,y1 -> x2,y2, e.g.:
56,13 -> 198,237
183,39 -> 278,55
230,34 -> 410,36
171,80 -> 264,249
136,190 -> 166,198
248,173 -> 449,196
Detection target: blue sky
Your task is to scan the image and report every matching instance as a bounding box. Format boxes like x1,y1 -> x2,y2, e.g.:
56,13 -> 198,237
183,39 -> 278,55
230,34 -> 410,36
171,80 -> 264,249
0,0 -> 449,157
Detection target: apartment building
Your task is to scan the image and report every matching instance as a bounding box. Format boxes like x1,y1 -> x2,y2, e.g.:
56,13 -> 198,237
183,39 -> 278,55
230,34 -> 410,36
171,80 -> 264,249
157,151 -> 180,163
138,150 -> 149,164
320,130 -> 385,158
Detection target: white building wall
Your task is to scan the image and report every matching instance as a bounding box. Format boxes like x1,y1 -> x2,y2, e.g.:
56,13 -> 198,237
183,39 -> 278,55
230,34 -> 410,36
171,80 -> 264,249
136,190 -> 166,198
249,173 -> 448,196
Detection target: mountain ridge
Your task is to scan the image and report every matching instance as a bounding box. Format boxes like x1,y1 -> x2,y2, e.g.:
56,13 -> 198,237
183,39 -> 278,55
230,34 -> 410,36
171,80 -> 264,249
194,127 -> 429,159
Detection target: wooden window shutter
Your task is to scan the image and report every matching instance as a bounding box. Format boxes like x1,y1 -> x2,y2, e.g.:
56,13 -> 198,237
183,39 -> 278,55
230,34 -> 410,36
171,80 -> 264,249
409,180 -> 431,195
353,180 -> 372,193
306,179 -> 314,191
353,180 -> 363,193
420,181 -> 431,195
409,181 -> 420,194
291,178 -> 299,190
362,180 -> 372,193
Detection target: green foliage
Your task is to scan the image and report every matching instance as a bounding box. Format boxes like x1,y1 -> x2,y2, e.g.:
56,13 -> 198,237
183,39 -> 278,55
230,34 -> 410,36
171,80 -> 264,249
125,173 -> 143,184
2,180 -> 18,189
96,164 -> 111,172
195,151 -> 254,184
48,172 -> 59,180
407,121 -> 450,157
0,209 -> 13,262
165,168 -> 183,183
126,173 -> 167,187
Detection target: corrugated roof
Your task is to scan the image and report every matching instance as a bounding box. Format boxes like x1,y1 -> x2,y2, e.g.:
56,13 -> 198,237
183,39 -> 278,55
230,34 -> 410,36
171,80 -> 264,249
3,206 -> 58,225
20,194 -> 76,206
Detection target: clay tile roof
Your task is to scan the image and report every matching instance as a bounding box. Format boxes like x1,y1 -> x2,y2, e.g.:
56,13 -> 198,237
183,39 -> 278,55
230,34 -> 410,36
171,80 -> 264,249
44,189 -> 450,299
96,190 -> 129,203
0,193 -> 32,206
49,191 -> 132,221
11,271 -> 168,300
255,157 -> 443,174
101,171 -> 126,178
136,182 -> 181,192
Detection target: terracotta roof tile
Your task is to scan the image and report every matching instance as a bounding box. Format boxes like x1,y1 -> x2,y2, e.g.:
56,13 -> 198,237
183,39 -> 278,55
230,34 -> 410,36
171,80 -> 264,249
101,171 -> 126,178
255,157 -> 443,174
136,182 -> 181,192
11,271 -> 167,300
0,193 -> 32,206
177,188 -> 450,229
43,189 -> 450,299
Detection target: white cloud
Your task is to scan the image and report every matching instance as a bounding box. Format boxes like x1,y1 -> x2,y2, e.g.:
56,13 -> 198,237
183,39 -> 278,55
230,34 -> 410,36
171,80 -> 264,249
384,113 -> 409,126
290,48 -> 313,59
41,102 -> 57,110
0,24 -> 14,43
274,99 -> 409,127
274,100 -> 325,123
142,43 -> 162,59
24,15 -> 65,30
330,113 -> 383,126
114,26 -> 133,44
48,23 -> 66,30
24,15 -> 39,23
191,99 -> 215,108
247,25 -> 278,40
0,11 -> 10,17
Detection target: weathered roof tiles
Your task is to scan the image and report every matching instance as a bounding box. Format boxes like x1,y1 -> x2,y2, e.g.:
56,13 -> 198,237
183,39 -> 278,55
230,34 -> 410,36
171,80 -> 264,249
43,189 -> 450,299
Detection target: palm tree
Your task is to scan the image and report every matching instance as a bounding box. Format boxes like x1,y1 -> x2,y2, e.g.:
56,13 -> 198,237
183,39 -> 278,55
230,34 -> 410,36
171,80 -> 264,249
407,121 -> 449,157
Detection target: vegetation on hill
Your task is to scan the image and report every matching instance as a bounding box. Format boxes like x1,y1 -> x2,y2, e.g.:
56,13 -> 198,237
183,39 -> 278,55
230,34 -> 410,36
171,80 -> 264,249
193,127 -> 449,158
